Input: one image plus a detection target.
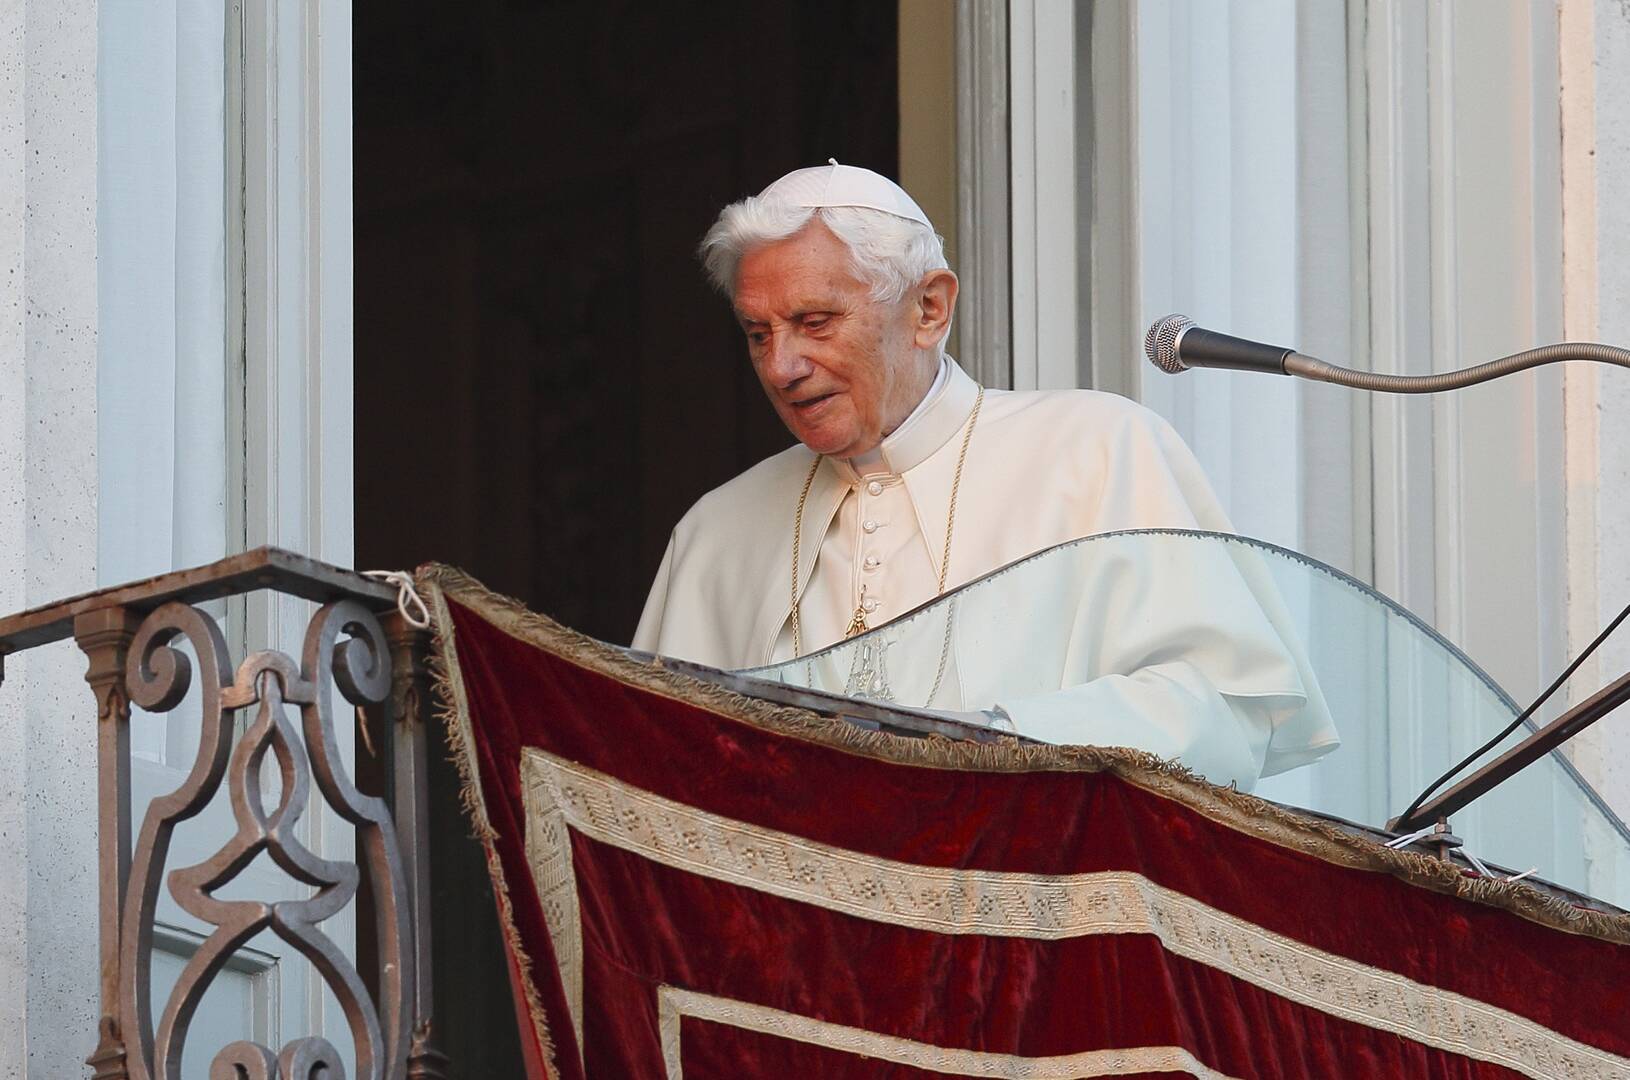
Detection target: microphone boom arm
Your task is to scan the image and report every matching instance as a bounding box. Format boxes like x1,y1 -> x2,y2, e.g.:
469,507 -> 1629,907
1286,342 -> 1630,393
1144,313 -> 1630,390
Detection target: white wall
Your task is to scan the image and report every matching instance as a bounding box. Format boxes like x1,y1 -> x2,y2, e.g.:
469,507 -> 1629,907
0,0 -> 103,1070
1560,0 -> 1630,822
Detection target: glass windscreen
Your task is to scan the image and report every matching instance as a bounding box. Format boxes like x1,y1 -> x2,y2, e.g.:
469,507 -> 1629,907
744,529 -> 1630,909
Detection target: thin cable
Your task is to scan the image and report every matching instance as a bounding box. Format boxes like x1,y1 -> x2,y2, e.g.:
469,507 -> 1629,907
1383,825 -> 1437,850
1396,594 -> 1630,829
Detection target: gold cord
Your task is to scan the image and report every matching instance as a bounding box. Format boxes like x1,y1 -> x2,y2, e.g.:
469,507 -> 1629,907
790,454 -> 821,659
789,387 -> 984,662
923,387 -> 982,705
938,387 -> 983,594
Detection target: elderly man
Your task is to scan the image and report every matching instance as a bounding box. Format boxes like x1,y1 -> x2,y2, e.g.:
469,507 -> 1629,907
634,162 -> 1337,788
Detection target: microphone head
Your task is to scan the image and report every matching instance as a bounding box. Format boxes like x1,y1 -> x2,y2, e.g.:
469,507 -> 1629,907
1144,314 -> 1195,374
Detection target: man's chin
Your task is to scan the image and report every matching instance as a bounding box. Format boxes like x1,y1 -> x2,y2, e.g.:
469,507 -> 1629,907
797,433 -> 879,459
790,425 -> 854,457
785,416 -> 859,458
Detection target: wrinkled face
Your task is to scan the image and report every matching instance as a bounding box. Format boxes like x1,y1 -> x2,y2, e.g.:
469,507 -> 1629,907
732,221 -> 933,458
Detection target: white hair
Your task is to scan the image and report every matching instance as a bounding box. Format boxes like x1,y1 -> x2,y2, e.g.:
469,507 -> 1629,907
698,197 -> 949,304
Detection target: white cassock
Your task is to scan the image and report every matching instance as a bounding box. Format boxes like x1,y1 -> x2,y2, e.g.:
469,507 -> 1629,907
634,358 -> 1339,789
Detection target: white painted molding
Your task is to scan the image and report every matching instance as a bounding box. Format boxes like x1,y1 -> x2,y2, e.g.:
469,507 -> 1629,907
1008,0 -> 1078,392
236,0 -> 359,1052
1559,0 -> 1630,830
1131,1 -> 1305,551
1078,0 -> 1139,399
1560,0 -> 1601,699
955,0 -> 1012,389
1426,2 -> 1465,650
1362,0 -> 1439,624
1294,0 -> 1367,578
1360,0 -> 1566,707
236,0 -> 356,649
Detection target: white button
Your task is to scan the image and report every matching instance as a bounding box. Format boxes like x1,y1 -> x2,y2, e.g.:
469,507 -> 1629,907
862,519 -> 879,534
863,555 -> 880,570
863,598 -> 879,613
866,480 -> 884,496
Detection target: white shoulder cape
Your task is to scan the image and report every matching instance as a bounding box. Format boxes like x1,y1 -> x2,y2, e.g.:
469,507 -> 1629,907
634,363 -> 1339,786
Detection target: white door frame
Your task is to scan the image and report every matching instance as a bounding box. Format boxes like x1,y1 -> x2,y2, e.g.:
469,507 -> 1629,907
954,0 -> 1014,390
93,0 -> 358,1065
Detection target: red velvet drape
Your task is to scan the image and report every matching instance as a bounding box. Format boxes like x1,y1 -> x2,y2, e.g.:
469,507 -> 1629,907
432,586 -> 1630,1080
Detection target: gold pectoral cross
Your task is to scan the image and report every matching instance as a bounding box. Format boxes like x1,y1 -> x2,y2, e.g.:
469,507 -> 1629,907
844,606 -> 868,638
844,586 -> 870,638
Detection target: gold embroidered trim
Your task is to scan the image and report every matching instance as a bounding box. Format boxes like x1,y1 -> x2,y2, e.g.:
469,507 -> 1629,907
522,755 -> 585,1066
417,562 -> 1630,949
522,747 -> 1630,1080
656,985 -> 1239,1079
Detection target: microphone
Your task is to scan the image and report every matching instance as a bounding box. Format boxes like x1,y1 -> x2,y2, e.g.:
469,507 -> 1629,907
1143,314 -> 1297,376
1144,313 -> 1630,392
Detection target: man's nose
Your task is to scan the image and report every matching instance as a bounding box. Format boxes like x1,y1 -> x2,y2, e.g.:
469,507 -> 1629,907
762,329 -> 813,387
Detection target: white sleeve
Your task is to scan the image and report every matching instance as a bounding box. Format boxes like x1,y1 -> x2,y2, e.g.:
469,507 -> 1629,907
994,660 -> 1296,792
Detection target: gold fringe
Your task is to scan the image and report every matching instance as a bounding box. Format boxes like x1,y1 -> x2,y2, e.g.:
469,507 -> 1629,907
423,582 -> 560,1079
418,562 -> 1630,971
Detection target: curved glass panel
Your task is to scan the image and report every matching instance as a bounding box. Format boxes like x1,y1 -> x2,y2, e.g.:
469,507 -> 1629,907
744,529 -> 1630,909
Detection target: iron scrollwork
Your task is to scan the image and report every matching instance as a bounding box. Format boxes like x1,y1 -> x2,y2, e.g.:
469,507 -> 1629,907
120,600 -> 412,1080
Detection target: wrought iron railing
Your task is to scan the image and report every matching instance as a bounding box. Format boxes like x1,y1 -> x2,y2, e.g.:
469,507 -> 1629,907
0,548 -> 450,1079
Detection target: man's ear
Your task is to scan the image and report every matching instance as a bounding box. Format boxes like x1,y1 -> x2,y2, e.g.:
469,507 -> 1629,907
913,269 -> 959,350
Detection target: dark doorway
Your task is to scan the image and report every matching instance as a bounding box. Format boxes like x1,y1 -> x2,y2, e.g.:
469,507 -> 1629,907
354,3 -> 900,1071
355,1 -> 899,644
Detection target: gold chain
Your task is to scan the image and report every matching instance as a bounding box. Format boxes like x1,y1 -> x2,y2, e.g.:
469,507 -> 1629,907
790,387 -> 984,660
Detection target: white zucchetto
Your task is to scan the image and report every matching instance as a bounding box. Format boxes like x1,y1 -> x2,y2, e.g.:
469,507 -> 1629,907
756,159 -> 933,228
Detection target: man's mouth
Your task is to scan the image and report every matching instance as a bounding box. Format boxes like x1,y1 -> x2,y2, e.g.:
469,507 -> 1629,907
789,392 -> 837,412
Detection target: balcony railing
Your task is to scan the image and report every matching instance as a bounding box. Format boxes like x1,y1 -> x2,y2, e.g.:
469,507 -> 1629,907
0,548 -> 450,1079
5,542 -> 1619,1076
